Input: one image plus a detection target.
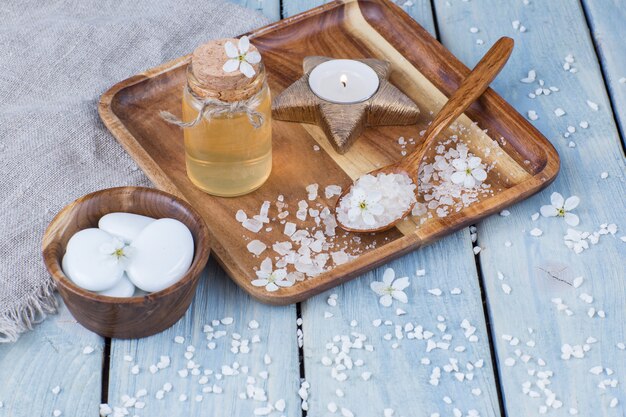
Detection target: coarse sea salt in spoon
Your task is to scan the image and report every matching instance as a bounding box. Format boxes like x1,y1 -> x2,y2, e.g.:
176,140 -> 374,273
335,37 -> 514,233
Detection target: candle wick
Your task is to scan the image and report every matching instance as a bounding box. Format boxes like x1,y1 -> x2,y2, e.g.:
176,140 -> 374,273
340,74 -> 348,88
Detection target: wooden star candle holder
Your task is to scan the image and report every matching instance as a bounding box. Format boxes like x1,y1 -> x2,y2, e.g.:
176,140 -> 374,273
271,56 -> 420,154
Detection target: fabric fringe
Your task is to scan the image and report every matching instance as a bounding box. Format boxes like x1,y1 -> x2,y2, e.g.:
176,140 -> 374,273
0,280 -> 57,343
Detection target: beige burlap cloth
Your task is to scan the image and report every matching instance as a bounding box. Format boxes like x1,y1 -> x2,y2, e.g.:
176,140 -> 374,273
0,0 -> 270,342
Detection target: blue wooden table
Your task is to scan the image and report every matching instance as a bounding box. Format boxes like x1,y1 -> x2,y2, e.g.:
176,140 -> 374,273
1,1 -> 625,416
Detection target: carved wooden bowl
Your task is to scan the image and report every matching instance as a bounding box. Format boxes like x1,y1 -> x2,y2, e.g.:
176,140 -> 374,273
42,187 -> 211,339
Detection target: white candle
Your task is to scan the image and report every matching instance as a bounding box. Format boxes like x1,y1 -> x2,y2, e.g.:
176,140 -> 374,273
308,59 -> 379,104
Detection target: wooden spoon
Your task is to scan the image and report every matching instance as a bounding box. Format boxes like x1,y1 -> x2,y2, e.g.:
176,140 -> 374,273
335,37 -> 514,233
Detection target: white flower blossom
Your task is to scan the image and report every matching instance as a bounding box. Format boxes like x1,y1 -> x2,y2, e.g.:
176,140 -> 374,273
222,36 -> 261,78
251,258 -> 293,292
99,238 -> 134,268
540,192 -> 580,226
370,268 -> 410,307
450,156 -> 487,188
347,188 -> 385,226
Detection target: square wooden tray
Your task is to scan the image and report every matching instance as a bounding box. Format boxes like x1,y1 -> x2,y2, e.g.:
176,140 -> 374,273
99,0 -> 559,305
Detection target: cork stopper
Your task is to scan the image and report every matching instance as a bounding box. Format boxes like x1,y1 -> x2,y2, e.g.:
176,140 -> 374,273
190,38 -> 264,102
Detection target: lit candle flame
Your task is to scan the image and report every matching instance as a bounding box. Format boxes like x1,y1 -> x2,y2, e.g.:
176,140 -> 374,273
340,74 -> 348,88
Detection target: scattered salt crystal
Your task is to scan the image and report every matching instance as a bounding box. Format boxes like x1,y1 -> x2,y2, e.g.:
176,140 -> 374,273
306,183 -> 319,200
572,276 -> 583,288
341,407 -> 355,417
473,246 -> 482,255
249,320 -> 259,329
416,269 -> 426,276
610,398 -> 619,408
123,355 -> 133,362
505,357 -> 516,366
600,172 -> 608,179
528,110 -> 538,121
325,185 -> 342,199
428,288 -> 442,296
283,222 -> 296,236
502,284 -> 512,294
521,70 -> 536,83
82,346 -> 94,354
500,210 -> 510,217
52,386 -> 61,395
579,121 -> 589,129
243,218 -> 263,233
469,27 -> 479,33
247,240 -> 267,256
531,213 -> 539,221
530,228 -> 543,237
451,287 -> 462,295
554,108 -> 566,117
586,100 -> 599,111
235,210 -> 247,222
53,410 -> 62,417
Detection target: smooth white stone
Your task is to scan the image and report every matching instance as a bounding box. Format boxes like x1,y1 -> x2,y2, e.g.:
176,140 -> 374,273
62,228 -> 124,291
127,219 -> 194,292
99,212 -> 155,243
98,273 -> 136,297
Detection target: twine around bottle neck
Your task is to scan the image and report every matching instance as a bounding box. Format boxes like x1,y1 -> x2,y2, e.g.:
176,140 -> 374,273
160,63 -> 266,129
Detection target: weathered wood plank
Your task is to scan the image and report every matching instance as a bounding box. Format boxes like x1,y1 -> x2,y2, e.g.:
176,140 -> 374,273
106,259 -> 301,417
229,0 -> 281,21
434,0 -> 626,415
284,2 -> 502,417
0,299 -> 103,417
581,0 -> 626,147
300,234 -> 502,417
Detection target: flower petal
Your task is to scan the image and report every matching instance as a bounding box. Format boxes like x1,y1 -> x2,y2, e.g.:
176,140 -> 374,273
370,281 -> 387,295
563,196 -> 580,211
392,290 -> 408,304
392,276 -> 410,291
251,279 -> 268,287
275,279 -> 294,287
348,207 -> 360,221
550,192 -> 564,208
239,61 -> 256,78
471,168 -> 487,182
450,171 -> 467,185
224,41 -> 239,58
273,269 -> 287,280
222,58 -> 239,73
540,205 -> 558,217
452,158 -> 467,171
238,36 -> 250,54
379,294 -> 393,307
463,175 -> 476,188
382,268 -> 395,285
266,282 -> 279,292
260,257 -> 272,272
245,50 -> 261,65
362,212 -> 375,225
467,156 -> 482,169
564,212 -> 580,226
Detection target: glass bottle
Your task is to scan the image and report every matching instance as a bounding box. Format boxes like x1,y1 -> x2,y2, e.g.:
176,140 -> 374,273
180,38 -> 272,197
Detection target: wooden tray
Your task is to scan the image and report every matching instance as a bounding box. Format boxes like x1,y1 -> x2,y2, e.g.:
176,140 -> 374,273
99,0 -> 559,305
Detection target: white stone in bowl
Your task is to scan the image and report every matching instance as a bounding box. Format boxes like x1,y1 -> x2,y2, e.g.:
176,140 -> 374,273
98,212 -> 155,243
126,219 -> 194,293
62,228 -> 125,291
98,273 -> 136,298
